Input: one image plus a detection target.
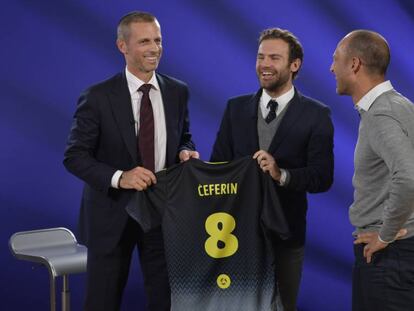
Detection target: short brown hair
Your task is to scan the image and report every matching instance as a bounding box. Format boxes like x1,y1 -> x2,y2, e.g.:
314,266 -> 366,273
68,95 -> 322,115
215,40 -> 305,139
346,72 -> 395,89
117,11 -> 158,41
259,28 -> 304,79
345,30 -> 390,76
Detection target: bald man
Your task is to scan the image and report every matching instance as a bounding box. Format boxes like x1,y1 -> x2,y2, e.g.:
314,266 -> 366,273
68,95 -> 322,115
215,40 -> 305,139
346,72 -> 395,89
331,30 -> 414,311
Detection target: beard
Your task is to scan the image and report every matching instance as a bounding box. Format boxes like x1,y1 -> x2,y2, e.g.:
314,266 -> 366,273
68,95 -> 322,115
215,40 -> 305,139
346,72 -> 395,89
257,67 -> 292,94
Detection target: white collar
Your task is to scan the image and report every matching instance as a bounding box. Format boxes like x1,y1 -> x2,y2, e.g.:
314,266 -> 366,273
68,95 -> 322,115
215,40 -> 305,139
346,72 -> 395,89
125,67 -> 160,95
356,80 -> 393,111
262,86 -> 295,107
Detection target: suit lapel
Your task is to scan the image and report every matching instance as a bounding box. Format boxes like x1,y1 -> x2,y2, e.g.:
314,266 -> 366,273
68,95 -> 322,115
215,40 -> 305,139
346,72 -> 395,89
109,72 -> 138,163
268,89 -> 305,153
157,73 -> 176,166
247,90 -> 261,152
157,73 -> 173,129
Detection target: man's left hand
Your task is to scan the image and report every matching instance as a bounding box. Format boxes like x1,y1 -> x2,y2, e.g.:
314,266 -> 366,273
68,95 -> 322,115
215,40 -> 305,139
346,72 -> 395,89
179,150 -> 200,162
253,150 -> 281,182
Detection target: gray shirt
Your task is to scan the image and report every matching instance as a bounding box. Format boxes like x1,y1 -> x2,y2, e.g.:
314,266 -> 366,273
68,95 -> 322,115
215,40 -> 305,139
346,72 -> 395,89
350,82 -> 414,242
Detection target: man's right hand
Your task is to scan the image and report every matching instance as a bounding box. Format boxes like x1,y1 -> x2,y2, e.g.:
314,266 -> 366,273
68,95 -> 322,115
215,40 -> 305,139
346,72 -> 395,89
119,167 -> 157,191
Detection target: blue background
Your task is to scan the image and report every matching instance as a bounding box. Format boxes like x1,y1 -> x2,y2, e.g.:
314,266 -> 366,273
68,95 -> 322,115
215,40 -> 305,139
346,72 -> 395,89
1,0 -> 414,310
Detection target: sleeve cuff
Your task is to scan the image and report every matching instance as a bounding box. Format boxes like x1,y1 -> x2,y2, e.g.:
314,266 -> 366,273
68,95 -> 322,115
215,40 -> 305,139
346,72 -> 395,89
111,170 -> 123,189
378,234 -> 393,244
278,169 -> 290,186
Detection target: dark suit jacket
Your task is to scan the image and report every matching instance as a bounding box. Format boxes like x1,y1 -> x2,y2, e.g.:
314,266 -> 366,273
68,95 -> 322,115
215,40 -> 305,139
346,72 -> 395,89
64,72 -> 195,253
210,88 -> 334,246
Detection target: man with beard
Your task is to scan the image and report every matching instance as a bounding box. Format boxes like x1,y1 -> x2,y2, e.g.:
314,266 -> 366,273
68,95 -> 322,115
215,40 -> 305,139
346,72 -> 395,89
211,28 -> 334,311
64,11 -> 198,311
331,30 -> 414,311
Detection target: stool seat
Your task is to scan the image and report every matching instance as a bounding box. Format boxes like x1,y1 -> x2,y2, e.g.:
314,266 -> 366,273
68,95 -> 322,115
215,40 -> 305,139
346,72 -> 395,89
9,227 -> 87,311
15,244 -> 87,276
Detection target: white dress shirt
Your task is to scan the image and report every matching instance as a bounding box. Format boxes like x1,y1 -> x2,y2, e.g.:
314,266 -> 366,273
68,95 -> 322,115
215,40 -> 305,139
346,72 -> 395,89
356,80 -> 393,111
111,68 -> 167,188
259,86 -> 295,119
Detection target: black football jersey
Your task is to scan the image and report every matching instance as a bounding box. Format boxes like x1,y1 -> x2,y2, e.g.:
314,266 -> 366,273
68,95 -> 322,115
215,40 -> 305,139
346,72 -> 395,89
126,156 -> 290,311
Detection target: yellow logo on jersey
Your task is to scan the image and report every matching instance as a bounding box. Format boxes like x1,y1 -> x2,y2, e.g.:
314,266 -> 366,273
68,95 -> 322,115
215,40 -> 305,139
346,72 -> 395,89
217,274 -> 231,289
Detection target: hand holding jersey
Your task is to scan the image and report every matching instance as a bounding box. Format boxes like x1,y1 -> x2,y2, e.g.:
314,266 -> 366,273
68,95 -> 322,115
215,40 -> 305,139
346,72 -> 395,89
179,149 -> 200,162
253,150 -> 282,182
119,166 -> 157,190
119,150 -> 199,191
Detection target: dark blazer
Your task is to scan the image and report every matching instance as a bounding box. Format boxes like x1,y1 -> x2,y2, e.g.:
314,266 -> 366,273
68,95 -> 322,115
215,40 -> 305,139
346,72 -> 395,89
64,72 -> 195,253
210,88 -> 334,246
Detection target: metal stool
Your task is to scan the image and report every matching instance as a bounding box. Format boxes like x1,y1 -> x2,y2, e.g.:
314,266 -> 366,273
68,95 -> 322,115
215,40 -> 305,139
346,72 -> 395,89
9,227 -> 87,311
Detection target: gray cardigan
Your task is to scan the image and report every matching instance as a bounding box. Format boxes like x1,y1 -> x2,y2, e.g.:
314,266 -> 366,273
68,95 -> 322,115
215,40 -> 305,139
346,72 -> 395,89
350,89 -> 414,242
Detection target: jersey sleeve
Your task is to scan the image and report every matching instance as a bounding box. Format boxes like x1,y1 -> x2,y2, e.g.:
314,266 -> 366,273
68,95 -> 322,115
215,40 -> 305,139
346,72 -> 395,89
125,170 -> 168,232
261,172 -> 290,240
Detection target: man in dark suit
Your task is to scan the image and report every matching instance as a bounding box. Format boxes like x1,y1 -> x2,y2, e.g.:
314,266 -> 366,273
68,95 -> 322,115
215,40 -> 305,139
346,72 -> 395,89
211,28 -> 334,311
64,11 -> 198,311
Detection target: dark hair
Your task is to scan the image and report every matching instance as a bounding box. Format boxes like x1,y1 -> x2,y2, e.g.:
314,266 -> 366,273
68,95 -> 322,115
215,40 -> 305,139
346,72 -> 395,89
345,30 -> 390,76
258,28 -> 304,79
117,11 -> 157,41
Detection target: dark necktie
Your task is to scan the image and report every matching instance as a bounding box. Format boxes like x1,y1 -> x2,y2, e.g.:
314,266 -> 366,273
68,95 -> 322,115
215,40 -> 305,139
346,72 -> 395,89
265,99 -> 278,123
138,84 -> 155,172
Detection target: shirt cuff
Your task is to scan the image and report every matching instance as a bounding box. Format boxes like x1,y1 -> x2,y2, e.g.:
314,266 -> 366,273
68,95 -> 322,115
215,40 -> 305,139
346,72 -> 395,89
111,170 -> 123,189
278,169 -> 289,186
378,234 -> 393,244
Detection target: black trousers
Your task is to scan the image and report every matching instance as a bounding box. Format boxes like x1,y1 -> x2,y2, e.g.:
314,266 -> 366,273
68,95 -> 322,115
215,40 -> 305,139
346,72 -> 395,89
273,243 -> 304,311
353,236 -> 414,311
84,218 -> 170,311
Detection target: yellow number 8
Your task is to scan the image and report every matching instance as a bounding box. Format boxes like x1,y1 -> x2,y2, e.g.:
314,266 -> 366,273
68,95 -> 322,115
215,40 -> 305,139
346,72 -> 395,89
205,212 -> 238,258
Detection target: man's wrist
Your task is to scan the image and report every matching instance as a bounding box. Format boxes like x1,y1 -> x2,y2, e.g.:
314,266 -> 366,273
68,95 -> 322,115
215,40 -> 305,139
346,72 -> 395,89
278,169 -> 288,186
378,235 -> 392,244
111,170 -> 124,189
118,172 -> 124,189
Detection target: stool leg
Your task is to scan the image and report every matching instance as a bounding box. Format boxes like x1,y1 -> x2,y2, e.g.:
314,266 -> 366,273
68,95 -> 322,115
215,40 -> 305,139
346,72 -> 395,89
49,274 -> 56,311
62,275 -> 70,311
